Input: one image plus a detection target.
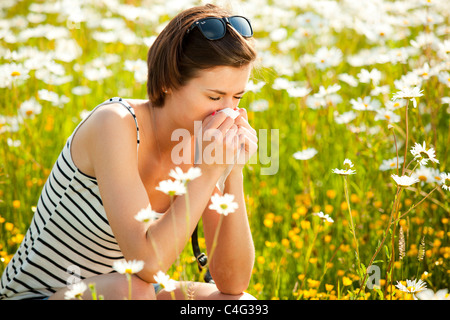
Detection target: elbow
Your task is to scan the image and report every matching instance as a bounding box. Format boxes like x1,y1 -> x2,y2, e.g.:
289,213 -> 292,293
212,268 -> 252,296
136,260 -> 168,284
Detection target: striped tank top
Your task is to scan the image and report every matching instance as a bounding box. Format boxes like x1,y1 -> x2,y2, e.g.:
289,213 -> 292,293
0,97 -> 144,300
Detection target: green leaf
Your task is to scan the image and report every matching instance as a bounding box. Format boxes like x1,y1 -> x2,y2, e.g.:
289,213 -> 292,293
384,245 -> 390,259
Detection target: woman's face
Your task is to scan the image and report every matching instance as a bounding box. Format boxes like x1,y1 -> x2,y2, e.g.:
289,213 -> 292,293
167,64 -> 252,130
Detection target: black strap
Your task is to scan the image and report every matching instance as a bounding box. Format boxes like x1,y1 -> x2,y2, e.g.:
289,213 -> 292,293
191,225 -> 214,283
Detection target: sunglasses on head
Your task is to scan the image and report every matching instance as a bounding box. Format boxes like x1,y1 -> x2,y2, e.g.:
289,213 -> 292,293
187,15 -> 253,40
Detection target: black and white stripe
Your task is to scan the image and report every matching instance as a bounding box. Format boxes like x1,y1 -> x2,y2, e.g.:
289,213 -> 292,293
0,98 -> 139,300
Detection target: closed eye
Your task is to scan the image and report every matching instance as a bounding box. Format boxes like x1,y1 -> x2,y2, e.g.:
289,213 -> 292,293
208,96 -> 243,101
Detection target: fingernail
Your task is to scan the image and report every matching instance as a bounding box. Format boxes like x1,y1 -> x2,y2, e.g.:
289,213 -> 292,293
212,111 -> 216,116
234,107 -> 238,111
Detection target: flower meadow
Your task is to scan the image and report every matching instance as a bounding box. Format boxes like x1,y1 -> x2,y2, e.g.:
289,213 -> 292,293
1,0 -> 449,300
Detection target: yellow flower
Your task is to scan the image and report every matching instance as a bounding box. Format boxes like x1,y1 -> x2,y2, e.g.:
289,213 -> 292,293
12,234 -> 24,244
12,200 -> 21,209
325,284 -> 334,292
297,206 -> 308,216
5,222 -> 14,232
265,241 -> 276,248
325,204 -> 334,214
300,220 -> 310,230
326,189 -> 336,199
342,276 -> 353,286
307,279 -> 320,288
253,283 -> 263,292
374,200 -> 382,208
309,257 -> 318,264
256,256 -> 265,264
263,218 -> 273,228
274,215 -> 283,223
350,193 -> 360,203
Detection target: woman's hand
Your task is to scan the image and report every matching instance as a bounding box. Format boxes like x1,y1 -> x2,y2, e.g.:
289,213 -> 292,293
195,111 -> 242,173
232,108 -> 258,170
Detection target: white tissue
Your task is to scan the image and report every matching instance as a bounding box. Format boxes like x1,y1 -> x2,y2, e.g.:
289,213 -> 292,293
216,107 -> 241,193
218,107 -> 240,120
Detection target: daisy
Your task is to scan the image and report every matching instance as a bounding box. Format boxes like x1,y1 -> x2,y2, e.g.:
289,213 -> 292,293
18,97 -> 42,119
334,111 -> 357,124
410,141 -> 439,166
287,86 -> 311,98
391,86 -> 424,108
357,68 -> 382,86
314,211 -> 334,223
379,157 -> 404,171
314,84 -> 341,98
208,193 -> 238,216
168,167 -> 202,183
153,271 -> 176,292
374,108 -> 401,123
312,46 -> 343,70
64,282 -> 87,300
246,80 -> 266,93
416,289 -> 450,300
395,279 -> 427,296
134,205 -> 162,224
113,259 -> 144,275
411,167 -> 436,184
332,159 -> 356,175
440,172 -> 450,191
338,73 -> 358,87
293,148 -> 318,160
155,179 -> 186,196
72,85 -> 91,96
350,96 -> 381,111
391,174 -> 420,187
249,99 -> 269,112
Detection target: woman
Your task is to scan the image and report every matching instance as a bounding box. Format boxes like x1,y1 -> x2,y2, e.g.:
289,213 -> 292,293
0,4 -> 258,300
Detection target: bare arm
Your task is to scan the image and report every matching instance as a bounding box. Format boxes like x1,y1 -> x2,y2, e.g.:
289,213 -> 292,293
89,106 -> 237,283
203,171 -> 254,295
202,107 -> 258,294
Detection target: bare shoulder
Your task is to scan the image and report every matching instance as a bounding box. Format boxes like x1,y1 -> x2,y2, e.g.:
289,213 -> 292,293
87,102 -> 139,158
71,102 -> 139,177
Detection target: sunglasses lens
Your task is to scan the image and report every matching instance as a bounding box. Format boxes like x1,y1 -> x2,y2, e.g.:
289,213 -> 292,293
199,18 -> 226,40
229,16 -> 253,37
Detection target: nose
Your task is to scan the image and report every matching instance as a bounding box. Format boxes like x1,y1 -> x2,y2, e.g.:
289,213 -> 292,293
220,96 -> 239,110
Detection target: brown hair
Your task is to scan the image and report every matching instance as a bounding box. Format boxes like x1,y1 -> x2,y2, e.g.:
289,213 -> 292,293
146,4 -> 257,107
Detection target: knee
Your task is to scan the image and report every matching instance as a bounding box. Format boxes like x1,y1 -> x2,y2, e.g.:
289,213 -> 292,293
129,275 -> 157,300
238,291 -> 257,300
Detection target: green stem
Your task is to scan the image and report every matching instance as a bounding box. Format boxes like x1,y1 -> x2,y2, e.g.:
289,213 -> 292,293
298,223 -> 320,295
126,273 -> 132,300
207,214 -> 224,264
344,176 -> 360,264
401,100 -> 409,176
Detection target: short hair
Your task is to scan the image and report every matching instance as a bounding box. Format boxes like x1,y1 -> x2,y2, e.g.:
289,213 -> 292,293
146,4 -> 257,107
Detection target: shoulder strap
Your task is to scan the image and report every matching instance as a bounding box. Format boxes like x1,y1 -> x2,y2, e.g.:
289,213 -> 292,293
104,97 -> 140,152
